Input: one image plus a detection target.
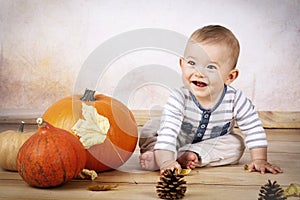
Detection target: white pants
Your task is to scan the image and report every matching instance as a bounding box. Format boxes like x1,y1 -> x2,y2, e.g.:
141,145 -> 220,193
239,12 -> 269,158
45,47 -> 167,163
139,118 -> 246,167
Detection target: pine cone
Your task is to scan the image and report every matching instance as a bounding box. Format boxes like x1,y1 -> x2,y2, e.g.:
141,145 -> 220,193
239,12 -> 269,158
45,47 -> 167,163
156,169 -> 187,199
258,180 -> 287,200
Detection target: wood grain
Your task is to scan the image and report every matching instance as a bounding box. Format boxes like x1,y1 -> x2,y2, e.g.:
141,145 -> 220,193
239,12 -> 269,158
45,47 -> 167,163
0,124 -> 299,200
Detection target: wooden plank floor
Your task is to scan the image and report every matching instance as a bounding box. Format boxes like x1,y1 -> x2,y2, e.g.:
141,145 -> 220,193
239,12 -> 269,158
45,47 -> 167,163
0,124 -> 299,200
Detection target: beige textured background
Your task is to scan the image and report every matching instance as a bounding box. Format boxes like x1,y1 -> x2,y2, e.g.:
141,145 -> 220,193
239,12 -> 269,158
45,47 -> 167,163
0,0 -> 300,118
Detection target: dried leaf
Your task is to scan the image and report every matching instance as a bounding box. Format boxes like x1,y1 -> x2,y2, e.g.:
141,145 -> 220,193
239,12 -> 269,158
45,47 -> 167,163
88,184 -> 118,191
76,169 -> 98,180
72,103 -> 110,149
178,168 -> 191,175
283,183 -> 300,197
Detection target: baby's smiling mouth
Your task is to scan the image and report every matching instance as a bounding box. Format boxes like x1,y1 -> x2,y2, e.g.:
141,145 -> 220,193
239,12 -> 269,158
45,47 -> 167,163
192,81 -> 207,87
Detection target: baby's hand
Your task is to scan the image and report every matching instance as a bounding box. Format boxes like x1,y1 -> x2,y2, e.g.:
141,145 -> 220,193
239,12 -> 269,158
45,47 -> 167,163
160,160 -> 181,175
248,159 -> 283,174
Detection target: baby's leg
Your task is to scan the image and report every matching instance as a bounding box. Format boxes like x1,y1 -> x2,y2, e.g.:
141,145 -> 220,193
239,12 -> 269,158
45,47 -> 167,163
139,118 -> 160,170
139,118 -> 160,153
139,151 -> 159,171
177,151 -> 199,169
178,133 -> 245,167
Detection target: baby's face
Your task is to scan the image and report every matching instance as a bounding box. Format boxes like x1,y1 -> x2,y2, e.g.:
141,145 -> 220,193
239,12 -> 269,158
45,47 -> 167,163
180,41 -> 236,105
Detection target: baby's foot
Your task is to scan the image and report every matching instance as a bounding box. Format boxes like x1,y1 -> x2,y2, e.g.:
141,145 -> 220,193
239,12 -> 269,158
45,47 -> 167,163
177,151 -> 199,169
139,151 -> 159,171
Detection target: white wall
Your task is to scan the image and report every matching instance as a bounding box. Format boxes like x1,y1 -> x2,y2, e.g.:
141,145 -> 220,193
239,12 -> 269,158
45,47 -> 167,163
0,0 -> 299,117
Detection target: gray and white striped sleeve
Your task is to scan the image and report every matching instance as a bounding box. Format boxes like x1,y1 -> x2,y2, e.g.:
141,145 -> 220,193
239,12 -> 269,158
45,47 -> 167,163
234,90 -> 268,149
154,89 -> 185,153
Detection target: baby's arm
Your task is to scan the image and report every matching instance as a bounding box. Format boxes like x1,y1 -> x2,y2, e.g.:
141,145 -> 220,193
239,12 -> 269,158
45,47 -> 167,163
154,149 -> 181,174
248,147 -> 282,174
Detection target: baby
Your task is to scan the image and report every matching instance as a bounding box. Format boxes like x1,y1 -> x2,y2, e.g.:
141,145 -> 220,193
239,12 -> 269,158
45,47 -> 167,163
139,25 -> 282,174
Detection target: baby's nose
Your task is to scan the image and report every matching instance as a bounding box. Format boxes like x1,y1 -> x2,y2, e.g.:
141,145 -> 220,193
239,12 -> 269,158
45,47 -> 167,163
194,66 -> 206,77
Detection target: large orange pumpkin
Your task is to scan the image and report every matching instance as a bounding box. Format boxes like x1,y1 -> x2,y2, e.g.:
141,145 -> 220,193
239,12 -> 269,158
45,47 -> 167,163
17,118 -> 86,188
42,89 -> 138,172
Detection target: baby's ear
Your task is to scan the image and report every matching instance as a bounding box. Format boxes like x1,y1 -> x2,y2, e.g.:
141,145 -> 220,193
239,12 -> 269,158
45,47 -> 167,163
179,57 -> 184,68
225,69 -> 239,85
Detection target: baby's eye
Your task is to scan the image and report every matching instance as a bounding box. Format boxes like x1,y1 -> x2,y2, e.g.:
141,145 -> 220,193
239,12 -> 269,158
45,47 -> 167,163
206,65 -> 217,70
187,60 -> 196,66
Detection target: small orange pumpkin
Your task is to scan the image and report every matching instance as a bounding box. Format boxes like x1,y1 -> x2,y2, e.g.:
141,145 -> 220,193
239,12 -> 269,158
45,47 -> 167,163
0,122 -> 34,171
16,118 -> 86,188
42,89 -> 138,172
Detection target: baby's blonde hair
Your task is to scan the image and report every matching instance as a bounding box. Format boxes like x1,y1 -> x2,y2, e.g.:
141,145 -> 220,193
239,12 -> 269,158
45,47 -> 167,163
190,25 -> 240,69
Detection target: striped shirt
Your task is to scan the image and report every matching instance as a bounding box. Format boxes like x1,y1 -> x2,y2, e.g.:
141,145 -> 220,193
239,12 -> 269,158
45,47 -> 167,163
154,85 -> 267,153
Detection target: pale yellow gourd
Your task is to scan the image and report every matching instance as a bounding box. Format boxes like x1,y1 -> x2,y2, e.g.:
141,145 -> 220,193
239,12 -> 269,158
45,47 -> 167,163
0,122 -> 34,171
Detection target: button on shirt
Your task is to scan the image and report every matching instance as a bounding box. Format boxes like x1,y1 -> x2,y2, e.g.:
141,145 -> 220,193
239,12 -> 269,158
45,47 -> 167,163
193,111 -> 211,143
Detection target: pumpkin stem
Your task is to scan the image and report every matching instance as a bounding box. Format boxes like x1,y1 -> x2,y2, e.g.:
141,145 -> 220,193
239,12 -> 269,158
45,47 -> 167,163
80,89 -> 96,102
18,121 -> 25,133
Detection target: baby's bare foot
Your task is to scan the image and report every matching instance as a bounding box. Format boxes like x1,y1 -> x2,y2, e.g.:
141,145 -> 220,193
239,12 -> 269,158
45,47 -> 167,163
177,151 -> 199,169
139,151 -> 159,171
